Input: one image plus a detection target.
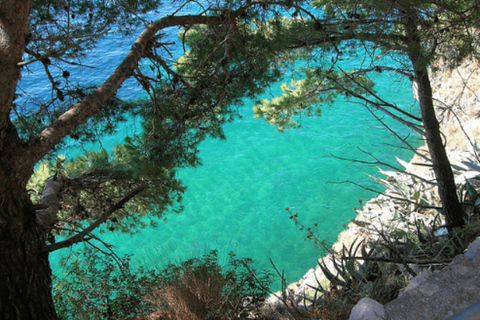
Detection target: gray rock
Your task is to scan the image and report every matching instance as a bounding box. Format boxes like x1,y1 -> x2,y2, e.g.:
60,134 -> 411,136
385,236 -> 480,320
349,297 -> 386,320
465,237 -> 480,258
419,282 -> 439,296
403,271 -> 431,293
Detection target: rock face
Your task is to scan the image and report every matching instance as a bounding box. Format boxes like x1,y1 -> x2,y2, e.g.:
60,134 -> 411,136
429,59 -> 480,153
356,60 -> 480,320
385,237 -> 480,320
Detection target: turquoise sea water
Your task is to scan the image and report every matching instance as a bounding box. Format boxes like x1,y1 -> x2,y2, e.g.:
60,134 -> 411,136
19,4 -> 420,289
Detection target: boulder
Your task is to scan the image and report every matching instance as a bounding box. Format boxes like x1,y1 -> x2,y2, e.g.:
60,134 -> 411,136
349,297 -> 386,320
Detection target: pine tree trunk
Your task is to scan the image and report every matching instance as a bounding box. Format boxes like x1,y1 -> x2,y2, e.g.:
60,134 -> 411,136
411,64 -> 465,230
0,2 -> 59,317
0,176 -> 59,319
403,11 -> 465,230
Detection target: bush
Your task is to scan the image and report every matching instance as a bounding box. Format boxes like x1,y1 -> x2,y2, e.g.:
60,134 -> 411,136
146,250 -> 272,319
53,250 -> 158,319
53,249 -> 272,319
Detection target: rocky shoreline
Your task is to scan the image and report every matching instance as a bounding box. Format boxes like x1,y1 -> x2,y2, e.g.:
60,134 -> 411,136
268,59 -> 480,318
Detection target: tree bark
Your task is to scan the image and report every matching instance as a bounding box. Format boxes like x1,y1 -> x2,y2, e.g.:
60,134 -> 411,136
411,63 -> 465,230
0,180 -> 59,319
404,15 -> 465,231
0,1 -> 57,318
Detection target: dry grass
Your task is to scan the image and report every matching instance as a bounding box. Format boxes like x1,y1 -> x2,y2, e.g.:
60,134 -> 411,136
147,272 -> 235,320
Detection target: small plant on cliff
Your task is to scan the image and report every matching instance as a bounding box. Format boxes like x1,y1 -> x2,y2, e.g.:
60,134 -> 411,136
321,240 -> 406,302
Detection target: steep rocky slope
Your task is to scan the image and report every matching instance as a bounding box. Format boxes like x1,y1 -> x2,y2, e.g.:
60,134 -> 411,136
272,59 -> 480,319
380,59 -> 480,320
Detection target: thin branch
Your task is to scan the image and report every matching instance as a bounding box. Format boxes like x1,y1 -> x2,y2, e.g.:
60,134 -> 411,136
54,56 -> 96,68
20,30 -> 109,66
329,147 -> 436,185
321,70 -> 424,135
352,65 -> 414,80
43,185 -> 146,253
338,66 -> 423,123
366,108 -> 430,162
85,236 -> 126,271
145,51 -> 192,88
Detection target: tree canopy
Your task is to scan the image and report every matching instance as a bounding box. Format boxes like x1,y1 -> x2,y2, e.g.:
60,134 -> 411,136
18,0 -> 302,241
1,1 -> 310,318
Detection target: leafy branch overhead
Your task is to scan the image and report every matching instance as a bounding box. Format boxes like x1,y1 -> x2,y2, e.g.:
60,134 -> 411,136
255,0 -> 480,232
19,1 -> 311,247
0,2 -> 316,317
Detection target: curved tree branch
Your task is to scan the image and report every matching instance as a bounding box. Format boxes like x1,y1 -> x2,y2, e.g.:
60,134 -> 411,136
22,0 -> 300,168
43,185 -> 146,253
23,14 -> 228,168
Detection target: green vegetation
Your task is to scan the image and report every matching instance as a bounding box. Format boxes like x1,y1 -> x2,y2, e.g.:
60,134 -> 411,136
54,250 -> 272,319
1,0 -> 480,318
254,0 -> 480,231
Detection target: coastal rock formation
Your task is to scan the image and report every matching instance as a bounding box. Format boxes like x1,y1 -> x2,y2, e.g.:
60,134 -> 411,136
276,59 -> 480,318
430,59 -> 480,152
380,59 -> 480,320
355,60 -> 480,319
384,237 -> 480,320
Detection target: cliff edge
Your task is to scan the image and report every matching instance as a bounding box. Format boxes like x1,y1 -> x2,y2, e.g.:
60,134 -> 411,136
275,59 -> 480,319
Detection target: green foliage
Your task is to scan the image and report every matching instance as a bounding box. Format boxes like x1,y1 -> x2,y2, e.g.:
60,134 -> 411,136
254,0 -> 480,129
148,250 -> 272,319
253,67 -> 375,130
38,146 -> 186,236
29,0 -> 161,55
158,250 -> 272,300
27,161 -> 57,203
14,89 -> 134,149
254,78 -> 325,131
316,239 -> 406,305
173,15 -> 291,105
53,250 -> 158,319
53,249 -> 272,319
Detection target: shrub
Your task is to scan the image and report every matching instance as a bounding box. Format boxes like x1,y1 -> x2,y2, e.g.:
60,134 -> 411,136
53,250 -> 158,319
146,250 -> 272,319
53,249 -> 272,319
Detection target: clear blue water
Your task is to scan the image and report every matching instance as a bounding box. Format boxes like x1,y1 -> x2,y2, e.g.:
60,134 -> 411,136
19,3 -> 420,289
